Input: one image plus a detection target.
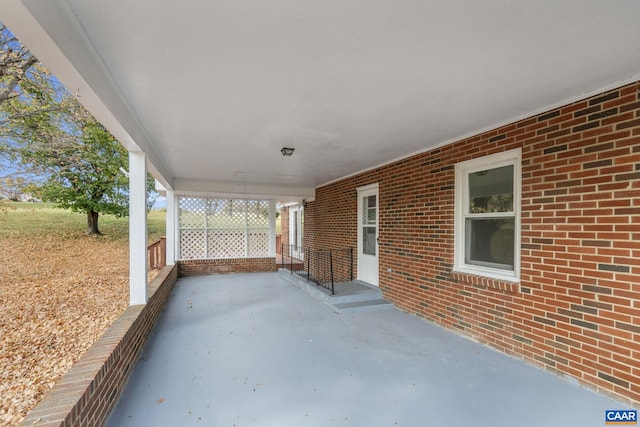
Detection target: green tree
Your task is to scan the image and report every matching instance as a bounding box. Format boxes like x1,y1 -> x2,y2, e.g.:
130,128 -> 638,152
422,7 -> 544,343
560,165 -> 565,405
27,119 -> 141,235
0,23 -> 155,234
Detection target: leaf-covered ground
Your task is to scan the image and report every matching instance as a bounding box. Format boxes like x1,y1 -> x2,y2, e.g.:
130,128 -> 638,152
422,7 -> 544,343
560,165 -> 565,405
0,203 -> 165,426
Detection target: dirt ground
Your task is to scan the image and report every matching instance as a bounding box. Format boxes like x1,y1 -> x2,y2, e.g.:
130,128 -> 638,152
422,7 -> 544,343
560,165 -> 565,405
0,232 -> 131,426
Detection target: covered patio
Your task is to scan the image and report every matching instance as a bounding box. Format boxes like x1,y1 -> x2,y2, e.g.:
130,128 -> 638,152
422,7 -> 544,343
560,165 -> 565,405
106,272 -> 619,427
3,2 -> 640,424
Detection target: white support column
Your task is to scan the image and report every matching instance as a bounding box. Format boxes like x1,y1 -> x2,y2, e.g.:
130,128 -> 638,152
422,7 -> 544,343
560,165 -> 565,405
165,189 -> 176,266
175,194 -> 181,262
129,151 -> 148,305
269,200 -> 276,257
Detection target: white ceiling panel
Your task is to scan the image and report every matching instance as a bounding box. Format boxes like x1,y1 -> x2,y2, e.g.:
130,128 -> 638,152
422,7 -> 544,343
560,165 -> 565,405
3,0 -> 640,200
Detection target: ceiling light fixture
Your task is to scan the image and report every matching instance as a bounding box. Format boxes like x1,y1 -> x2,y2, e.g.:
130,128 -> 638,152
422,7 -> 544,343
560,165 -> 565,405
281,147 -> 295,157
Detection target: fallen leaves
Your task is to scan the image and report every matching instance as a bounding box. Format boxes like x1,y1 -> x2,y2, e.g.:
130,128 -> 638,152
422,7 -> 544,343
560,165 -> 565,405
0,233 -> 129,426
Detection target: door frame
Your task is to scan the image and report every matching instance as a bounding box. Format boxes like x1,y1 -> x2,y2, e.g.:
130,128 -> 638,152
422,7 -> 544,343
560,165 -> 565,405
357,183 -> 379,287
289,204 -> 304,259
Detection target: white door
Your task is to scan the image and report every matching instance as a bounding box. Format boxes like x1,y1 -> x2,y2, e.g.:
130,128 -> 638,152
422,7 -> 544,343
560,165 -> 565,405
357,184 -> 379,286
289,204 -> 304,259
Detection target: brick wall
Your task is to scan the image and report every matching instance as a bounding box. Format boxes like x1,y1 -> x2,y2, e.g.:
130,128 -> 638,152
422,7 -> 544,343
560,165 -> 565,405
281,203 -> 316,250
178,258 -> 278,276
281,207 -> 290,249
20,265 -> 179,427
311,81 -> 640,405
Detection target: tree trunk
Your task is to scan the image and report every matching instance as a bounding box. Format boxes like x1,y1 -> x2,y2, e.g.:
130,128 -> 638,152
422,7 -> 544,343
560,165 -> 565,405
86,210 -> 101,235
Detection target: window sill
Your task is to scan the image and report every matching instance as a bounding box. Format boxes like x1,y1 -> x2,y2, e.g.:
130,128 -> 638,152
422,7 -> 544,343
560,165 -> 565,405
451,271 -> 520,293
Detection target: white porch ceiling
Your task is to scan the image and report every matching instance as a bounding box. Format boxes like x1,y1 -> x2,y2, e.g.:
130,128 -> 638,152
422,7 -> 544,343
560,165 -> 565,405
3,0 -> 640,201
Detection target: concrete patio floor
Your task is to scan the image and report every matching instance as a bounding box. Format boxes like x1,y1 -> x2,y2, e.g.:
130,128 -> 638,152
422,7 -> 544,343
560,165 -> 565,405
107,272 -> 627,427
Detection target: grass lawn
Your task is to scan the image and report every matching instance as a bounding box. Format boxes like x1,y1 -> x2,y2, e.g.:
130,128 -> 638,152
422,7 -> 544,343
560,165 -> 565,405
0,201 -> 166,426
0,201 -> 166,242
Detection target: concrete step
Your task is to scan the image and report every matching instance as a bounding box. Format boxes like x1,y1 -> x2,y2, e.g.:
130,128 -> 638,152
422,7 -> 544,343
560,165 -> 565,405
330,288 -> 384,304
333,299 -> 395,314
279,268 -> 395,314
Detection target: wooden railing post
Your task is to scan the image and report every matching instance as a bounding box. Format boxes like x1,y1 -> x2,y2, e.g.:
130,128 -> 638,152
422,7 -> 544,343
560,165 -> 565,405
147,237 -> 167,271
160,237 -> 166,269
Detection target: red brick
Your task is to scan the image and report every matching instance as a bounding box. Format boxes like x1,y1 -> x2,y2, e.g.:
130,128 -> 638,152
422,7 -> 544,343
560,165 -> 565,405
301,81 -> 640,405
20,266 -> 179,427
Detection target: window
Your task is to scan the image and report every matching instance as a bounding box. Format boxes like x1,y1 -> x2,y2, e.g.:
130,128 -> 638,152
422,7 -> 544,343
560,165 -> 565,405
362,194 -> 377,255
454,149 -> 521,281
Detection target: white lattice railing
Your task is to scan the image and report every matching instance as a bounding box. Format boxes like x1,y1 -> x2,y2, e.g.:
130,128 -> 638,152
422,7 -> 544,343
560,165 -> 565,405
178,196 -> 272,260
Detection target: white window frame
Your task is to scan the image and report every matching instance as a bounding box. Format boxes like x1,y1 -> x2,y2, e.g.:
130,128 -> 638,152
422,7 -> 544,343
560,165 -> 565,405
454,149 -> 521,282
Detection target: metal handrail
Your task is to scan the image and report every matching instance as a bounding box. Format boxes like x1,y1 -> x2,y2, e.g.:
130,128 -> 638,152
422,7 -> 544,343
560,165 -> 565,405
281,244 -> 353,295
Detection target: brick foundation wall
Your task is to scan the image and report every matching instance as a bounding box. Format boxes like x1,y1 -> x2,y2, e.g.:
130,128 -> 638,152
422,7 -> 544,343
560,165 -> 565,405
178,258 -> 278,276
312,81 -> 640,405
20,265 -> 179,427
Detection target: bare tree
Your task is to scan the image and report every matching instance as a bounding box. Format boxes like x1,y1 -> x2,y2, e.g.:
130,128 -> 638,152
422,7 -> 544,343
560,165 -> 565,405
0,23 -> 37,104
